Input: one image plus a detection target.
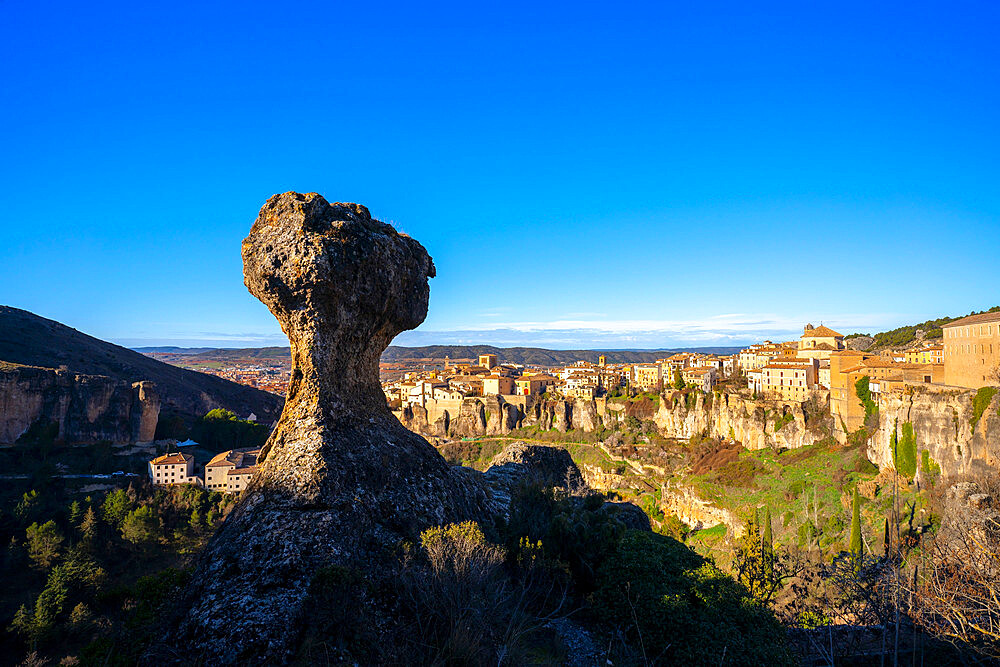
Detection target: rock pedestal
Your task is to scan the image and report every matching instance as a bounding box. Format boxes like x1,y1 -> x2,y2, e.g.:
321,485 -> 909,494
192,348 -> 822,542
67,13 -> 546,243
171,193 -> 490,663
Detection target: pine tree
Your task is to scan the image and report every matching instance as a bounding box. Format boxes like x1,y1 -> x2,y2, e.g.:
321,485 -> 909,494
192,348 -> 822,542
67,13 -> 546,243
762,506 -> 773,555
69,500 -> 82,525
735,507 -> 779,603
883,517 -> 891,558
80,506 -> 98,542
849,487 -> 862,558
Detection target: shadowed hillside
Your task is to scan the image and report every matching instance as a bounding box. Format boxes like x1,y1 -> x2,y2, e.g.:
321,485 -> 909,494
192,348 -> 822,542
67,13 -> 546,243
0,306 -> 282,423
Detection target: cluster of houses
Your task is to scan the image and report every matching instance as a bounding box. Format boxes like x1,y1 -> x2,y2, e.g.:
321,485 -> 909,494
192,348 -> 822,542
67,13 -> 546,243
148,447 -> 261,493
737,311 -> 1000,432
382,351 -> 738,408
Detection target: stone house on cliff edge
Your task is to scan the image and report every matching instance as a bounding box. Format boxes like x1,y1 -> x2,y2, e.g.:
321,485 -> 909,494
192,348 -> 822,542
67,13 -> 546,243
942,311 -> 1000,389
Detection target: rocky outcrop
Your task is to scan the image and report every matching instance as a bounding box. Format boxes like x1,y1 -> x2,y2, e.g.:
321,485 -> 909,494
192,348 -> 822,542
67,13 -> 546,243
0,362 -> 159,444
172,193 -> 494,663
869,387 -> 1000,481
654,391 -> 831,450
398,395 -> 605,438
661,485 -> 737,532
486,441 -> 584,490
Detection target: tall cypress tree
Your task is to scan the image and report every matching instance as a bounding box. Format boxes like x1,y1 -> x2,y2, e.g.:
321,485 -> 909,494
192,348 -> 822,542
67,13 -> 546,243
849,488 -> 862,558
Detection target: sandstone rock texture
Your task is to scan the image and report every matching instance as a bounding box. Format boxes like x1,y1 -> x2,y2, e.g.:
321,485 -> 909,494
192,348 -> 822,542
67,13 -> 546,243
0,362 -> 159,444
172,193 -> 493,663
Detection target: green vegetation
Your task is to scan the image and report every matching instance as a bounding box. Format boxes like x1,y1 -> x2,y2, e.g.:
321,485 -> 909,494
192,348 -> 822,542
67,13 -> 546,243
856,306 -> 999,349
921,449 -> 941,479
2,480 -> 236,663
854,375 -> 878,421
592,530 -> 792,665
848,488 -> 862,557
970,386 -> 999,434
892,422 -> 917,479
773,412 -> 794,431
190,408 -> 270,451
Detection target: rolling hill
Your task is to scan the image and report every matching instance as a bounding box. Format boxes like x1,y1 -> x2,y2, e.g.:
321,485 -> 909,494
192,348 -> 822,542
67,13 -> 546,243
172,344 -> 742,365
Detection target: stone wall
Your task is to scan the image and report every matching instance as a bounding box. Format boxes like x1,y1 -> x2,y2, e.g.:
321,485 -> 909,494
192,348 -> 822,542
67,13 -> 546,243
0,363 -> 160,445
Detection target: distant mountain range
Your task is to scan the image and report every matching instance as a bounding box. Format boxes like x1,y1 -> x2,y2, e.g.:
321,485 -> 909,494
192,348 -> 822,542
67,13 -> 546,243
138,344 -> 743,365
0,307 -> 283,422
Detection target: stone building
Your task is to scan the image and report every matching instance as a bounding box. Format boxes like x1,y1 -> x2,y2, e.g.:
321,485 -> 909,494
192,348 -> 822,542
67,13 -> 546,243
633,363 -> 662,391
149,452 -> 200,487
761,357 -> 818,401
796,324 -> 845,361
205,448 -> 262,493
942,312 -> 1000,388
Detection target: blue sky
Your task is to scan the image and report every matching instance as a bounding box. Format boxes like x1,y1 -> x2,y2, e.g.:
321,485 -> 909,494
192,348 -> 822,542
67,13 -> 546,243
1,1 -> 998,349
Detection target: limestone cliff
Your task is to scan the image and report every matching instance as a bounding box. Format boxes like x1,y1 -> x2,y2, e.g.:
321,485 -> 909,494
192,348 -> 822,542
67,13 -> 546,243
398,395 -> 605,437
0,361 -> 159,445
653,391 -> 832,451
869,387 -> 1000,481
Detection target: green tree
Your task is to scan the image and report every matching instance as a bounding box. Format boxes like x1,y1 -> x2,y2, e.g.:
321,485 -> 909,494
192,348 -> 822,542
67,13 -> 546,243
189,508 -> 202,531
733,508 -> 779,603
15,489 -> 40,523
79,506 -> 98,542
673,370 -> 684,390
191,408 -> 269,451
762,505 -> 773,558
592,530 -> 792,665
102,488 -> 132,528
849,488 -> 862,558
10,552 -> 105,643
26,520 -> 64,569
68,500 -> 82,525
121,505 -> 158,545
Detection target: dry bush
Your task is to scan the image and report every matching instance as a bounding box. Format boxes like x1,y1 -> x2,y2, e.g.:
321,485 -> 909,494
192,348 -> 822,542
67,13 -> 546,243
399,521 -> 567,665
689,440 -> 743,475
909,474 -> 1000,660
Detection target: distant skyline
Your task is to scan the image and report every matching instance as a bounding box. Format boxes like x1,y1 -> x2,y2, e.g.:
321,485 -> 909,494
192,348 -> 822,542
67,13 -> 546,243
2,2 -> 998,350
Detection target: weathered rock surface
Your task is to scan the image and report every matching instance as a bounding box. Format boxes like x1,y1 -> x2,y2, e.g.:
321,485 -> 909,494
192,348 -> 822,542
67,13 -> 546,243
486,440 -> 584,490
0,362 -> 159,444
171,193 -> 493,663
869,388 -> 1000,481
654,391 -> 831,451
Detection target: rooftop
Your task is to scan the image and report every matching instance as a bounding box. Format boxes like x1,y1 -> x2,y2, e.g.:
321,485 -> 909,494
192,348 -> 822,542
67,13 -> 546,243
942,311 -> 1000,328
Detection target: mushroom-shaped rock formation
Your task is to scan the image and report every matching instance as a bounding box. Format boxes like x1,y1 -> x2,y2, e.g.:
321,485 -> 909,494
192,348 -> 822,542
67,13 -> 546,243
171,193 -> 491,663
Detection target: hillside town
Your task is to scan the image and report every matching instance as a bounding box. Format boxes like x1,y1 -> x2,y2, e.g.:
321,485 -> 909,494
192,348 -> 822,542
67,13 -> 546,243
383,312 -> 1000,437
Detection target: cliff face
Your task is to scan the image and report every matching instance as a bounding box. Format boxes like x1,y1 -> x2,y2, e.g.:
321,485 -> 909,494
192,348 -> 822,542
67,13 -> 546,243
0,362 -> 159,445
869,388 -> 1000,481
654,391 -> 831,450
172,193 -> 494,663
399,395 -> 605,437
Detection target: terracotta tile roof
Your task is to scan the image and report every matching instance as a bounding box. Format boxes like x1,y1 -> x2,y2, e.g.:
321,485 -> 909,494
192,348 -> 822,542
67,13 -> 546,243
942,311 -> 1000,328
206,448 -> 261,468
151,452 -> 192,465
802,325 -> 844,338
